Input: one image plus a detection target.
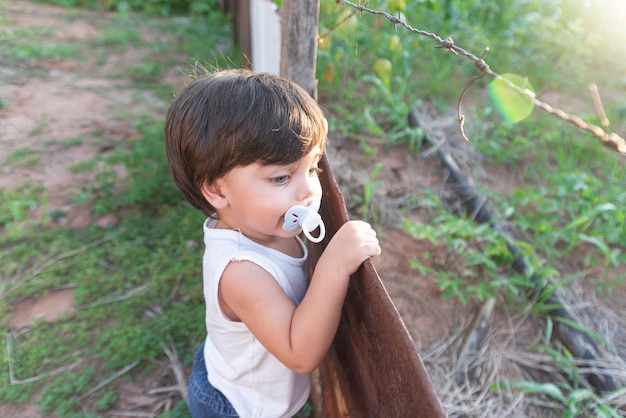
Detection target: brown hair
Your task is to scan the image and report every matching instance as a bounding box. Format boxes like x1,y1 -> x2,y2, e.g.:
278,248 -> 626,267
164,69 -> 328,216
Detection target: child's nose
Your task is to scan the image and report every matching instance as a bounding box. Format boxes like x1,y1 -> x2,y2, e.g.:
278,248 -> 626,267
296,175 -> 321,201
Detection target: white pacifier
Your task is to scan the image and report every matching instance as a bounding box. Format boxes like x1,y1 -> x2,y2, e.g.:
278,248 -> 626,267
282,199 -> 326,243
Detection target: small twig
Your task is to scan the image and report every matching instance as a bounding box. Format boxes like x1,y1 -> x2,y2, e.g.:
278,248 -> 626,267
77,361 -> 141,401
589,83 -> 610,128
597,386 -> 626,405
75,283 -> 150,311
106,411 -> 155,418
453,297 -> 496,385
407,110 -> 447,157
159,334 -> 188,402
168,271 -> 184,303
318,8 -> 357,40
77,360 -> 141,401
147,385 -> 181,395
421,332 -> 463,363
6,333 -> 83,384
458,48 -> 489,141
0,234 -> 119,301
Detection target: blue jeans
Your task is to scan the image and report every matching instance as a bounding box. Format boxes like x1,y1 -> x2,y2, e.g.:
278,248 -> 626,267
188,342 -> 239,418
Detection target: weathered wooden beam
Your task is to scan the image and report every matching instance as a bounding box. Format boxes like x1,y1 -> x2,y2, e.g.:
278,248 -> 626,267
307,154 -> 447,417
280,0 -> 320,98
229,0 -> 252,68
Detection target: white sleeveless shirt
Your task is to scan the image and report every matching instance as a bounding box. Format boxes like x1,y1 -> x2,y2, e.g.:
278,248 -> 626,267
201,218 -> 311,418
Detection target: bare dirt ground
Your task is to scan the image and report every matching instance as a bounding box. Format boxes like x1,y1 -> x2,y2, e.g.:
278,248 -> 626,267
2,1 -> 625,417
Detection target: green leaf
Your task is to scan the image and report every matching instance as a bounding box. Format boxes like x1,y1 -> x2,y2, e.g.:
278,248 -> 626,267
493,380 -> 566,402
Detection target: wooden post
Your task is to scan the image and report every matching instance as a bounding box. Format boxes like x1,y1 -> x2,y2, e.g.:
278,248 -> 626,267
279,1 -> 446,416
230,0 -> 252,69
280,0 -> 320,98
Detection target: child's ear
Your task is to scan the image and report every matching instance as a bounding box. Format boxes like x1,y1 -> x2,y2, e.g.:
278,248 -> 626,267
201,181 -> 228,209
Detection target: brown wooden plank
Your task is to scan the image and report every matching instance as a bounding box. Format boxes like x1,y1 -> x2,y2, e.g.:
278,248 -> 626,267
307,154 -> 447,417
280,0 -> 320,98
229,0 -> 252,68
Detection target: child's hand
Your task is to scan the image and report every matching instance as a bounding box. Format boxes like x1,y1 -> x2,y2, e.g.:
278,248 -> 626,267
323,220 -> 381,277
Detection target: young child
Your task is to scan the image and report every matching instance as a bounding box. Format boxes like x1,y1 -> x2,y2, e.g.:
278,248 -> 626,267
164,69 -> 381,417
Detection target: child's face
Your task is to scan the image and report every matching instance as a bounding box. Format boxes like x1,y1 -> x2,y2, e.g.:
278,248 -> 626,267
208,145 -> 324,244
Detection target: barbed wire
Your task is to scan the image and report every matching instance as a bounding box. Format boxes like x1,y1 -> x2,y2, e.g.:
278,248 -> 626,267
335,0 -> 626,155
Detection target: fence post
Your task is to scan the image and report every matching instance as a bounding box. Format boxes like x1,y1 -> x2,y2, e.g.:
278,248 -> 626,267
279,0 -> 319,98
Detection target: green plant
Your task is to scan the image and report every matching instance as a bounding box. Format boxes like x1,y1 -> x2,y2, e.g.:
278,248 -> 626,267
352,162 -> 384,225
318,2 -> 427,151
0,185 -> 49,236
82,114 -> 182,213
128,60 -> 166,82
401,193 -> 528,305
60,135 -> 85,148
503,167 -> 625,267
492,319 -> 622,417
6,148 -> 41,167
37,368 -> 94,415
94,391 -> 118,411
360,67 -> 426,152
493,379 -> 623,418
1,25 -> 79,64
97,25 -> 141,46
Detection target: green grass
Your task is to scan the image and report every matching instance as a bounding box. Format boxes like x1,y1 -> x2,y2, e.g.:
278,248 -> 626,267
6,149 -> 41,167
0,3 -> 238,415
59,135 -> 85,148
0,26 -> 79,61
96,25 -> 142,46
0,207 -> 207,415
0,184 -> 48,234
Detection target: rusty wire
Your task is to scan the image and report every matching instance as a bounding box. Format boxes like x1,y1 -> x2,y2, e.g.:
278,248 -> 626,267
336,0 -> 626,155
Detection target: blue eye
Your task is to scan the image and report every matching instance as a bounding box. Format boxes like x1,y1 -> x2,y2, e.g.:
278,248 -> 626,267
309,167 -> 322,176
272,175 -> 290,185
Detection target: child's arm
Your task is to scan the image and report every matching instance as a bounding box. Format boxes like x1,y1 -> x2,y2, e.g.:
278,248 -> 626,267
218,220 -> 381,374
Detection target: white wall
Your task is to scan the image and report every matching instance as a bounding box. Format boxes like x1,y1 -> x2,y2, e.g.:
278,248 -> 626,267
249,0 -> 281,75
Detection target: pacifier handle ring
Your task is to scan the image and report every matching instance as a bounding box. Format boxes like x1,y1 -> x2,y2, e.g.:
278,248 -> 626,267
302,219 -> 325,243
